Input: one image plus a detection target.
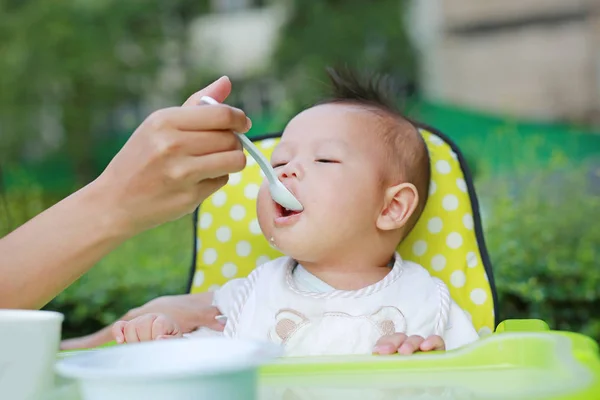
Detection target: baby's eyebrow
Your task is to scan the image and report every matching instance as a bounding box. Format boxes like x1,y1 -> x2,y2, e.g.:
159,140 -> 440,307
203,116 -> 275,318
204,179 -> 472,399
313,138 -> 350,152
273,138 -> 349,155
273,141 -> 292,152
271,142 -> 292,158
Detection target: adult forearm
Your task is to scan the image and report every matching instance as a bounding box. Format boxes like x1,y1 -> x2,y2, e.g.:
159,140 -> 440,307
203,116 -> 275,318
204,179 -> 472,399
0,179 -> 131,309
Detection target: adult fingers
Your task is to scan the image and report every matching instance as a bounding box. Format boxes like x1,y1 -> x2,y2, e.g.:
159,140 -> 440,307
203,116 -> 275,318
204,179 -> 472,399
176,150 -> 246,183
199,307 -> 226,332
180,130 -> 242,156
182,76 -> 232,107
146,105 -> 249,134
193,176 -> 230,206
373,333 -> 407,355
60,324 -> 115,350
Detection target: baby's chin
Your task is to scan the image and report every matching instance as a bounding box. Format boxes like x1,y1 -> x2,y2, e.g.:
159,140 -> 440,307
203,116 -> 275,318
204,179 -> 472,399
267,232 -> 316,261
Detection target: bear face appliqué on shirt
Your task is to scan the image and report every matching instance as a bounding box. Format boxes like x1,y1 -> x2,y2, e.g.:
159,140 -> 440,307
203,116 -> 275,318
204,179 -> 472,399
268,306 -> 406,356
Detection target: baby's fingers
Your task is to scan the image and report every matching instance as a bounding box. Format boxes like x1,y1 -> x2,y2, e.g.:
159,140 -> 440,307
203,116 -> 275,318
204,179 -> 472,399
151,315 -> 182,340
112,321 -> 127,344
156,333 -> 183,340
420,335 -> 446,352
398,335 -> 426,355
373,333 -> 407,355
123,319 -> 142,343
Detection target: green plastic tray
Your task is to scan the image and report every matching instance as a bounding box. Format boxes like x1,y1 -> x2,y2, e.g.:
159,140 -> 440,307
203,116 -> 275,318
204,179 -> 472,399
56,320 -> 600,400
259,331 -> 599,399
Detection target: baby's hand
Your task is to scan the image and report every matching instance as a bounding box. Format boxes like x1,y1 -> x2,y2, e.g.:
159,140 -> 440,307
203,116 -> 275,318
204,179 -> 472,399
112,313 -> 183,344
373,333 -> 445,355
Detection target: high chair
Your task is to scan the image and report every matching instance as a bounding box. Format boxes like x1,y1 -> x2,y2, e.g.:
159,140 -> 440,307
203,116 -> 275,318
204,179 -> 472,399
185,123 -> 600,399
188,124 -> 497,334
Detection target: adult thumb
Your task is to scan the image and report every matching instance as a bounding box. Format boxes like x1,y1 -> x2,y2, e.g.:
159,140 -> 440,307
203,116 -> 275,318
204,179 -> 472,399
182,76 -> 232,107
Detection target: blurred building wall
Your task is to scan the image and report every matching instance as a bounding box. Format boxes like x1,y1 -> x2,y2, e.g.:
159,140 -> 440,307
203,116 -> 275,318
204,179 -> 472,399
408,0 -> 600,124
174,0 -> 600,124
189,3 -> 287,79
186,1 -> 287,115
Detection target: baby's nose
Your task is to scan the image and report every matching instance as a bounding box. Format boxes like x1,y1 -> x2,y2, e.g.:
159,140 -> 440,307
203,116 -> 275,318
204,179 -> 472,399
278,162 -> 303,180
280,169 -> 297,179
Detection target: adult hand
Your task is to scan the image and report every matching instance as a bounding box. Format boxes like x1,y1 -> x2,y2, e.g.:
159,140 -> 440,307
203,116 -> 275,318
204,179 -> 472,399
95,76 -> 250,237
60,293 -> 222,350
0,77 -> 250,310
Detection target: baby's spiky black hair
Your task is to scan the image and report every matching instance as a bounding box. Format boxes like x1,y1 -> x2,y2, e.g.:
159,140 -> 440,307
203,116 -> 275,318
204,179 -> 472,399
319,66 -> 399,111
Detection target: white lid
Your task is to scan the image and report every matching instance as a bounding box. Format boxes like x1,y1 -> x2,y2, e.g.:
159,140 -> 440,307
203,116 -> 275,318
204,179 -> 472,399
55,337 -> 282,381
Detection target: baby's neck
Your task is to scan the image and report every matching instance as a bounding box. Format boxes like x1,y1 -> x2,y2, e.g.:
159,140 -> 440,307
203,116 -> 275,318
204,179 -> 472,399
297,253 -> 395,291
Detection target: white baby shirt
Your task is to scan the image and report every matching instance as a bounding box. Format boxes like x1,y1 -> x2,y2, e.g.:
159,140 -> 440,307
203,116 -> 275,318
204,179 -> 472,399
190,252 -> 479,356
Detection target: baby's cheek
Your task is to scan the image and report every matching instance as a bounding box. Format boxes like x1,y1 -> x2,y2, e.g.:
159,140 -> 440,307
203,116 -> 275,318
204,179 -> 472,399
323,184 -> 363,217
322,188 -> 377,231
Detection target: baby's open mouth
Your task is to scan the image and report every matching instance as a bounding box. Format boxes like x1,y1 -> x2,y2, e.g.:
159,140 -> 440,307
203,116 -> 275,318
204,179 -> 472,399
275,202 -> 303,218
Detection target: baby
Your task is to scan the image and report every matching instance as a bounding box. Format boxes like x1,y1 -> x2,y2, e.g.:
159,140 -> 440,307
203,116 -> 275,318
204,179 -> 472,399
113,68 -> 479,356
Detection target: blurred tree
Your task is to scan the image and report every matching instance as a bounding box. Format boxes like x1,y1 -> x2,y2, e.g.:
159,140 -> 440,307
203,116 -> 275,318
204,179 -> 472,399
0,0 -> 210,185
271,0 -> 416,117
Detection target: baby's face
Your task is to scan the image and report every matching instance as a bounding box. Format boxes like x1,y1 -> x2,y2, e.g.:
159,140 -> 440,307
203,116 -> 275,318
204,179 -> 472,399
257,103 -> 389,263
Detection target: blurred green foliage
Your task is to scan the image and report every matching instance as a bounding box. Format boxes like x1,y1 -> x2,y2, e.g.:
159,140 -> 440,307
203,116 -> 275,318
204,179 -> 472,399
271,0 -> 415,117
0,0 -> 209,183
481,166 -> 600,342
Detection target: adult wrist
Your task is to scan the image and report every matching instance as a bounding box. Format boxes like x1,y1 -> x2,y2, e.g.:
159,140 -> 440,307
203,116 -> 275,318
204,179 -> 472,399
80,178 -> 137,244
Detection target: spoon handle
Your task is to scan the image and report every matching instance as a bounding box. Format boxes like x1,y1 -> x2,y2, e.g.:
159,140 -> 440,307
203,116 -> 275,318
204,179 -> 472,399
198,96 -> 277,185
235,133 -> 277,185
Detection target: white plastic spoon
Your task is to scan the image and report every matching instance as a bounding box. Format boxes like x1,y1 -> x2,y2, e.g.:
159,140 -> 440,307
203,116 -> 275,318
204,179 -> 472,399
199,96 -> 303,211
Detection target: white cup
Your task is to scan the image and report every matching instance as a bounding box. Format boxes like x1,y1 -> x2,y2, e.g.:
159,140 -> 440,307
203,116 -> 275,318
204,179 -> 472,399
0,309 -> 64,400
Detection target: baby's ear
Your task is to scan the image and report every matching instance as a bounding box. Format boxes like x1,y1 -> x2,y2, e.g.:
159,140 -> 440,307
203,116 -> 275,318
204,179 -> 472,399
370,306 -> 407,335
269,309 -> 308,345
376,183 -> 418,231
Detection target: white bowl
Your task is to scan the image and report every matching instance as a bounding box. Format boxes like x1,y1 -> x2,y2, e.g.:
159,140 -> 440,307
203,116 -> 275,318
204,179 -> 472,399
55,337 -> 282,400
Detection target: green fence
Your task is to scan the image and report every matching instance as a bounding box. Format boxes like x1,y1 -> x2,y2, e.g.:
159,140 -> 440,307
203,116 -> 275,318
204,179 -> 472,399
408,100 -> 600,177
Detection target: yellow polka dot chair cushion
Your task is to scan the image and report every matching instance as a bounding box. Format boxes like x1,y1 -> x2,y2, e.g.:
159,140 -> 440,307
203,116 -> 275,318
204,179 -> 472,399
188,125 -> 497,336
